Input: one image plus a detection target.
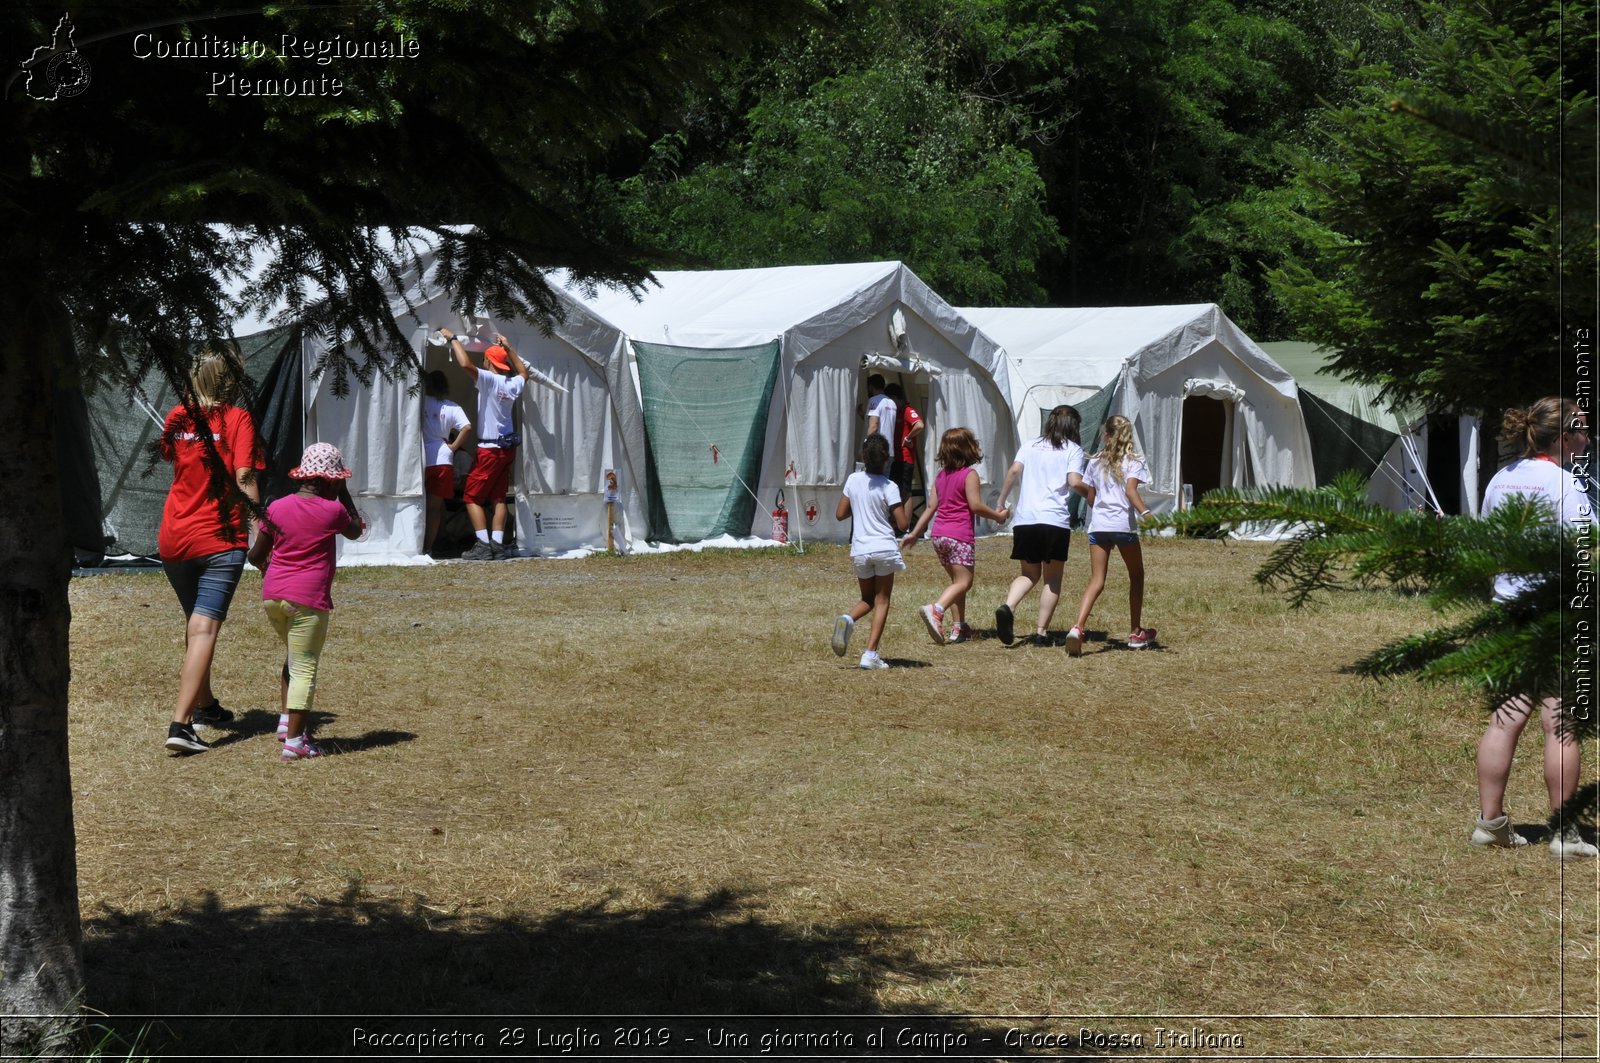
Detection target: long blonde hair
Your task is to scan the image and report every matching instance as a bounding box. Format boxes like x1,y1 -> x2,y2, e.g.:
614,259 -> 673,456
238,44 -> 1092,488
1094,415 -> 1138,481
186,346 -> 244,408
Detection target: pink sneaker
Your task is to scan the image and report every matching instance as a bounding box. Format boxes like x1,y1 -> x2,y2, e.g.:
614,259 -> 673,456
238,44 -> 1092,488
946,623 -> 972,644
280,737 -> 323,763
1064,626 -> 1084,657
1128,627 -> 1157,649
918,603 -> 946,645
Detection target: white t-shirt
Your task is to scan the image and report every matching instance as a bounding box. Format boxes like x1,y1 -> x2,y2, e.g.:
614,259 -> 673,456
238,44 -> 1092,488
866,393 -> 898,450
1085,452 -> 1151,533
474,371 -> 526,448
422,396 -> 471,468
1482,456 -> 1593,601
842,470 -> 903,557
1011,436 -> 1087,529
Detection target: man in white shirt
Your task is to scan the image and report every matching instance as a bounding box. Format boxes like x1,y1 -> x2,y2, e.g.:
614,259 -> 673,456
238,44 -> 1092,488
441,328 -> 531,560
864,373 -> 897,452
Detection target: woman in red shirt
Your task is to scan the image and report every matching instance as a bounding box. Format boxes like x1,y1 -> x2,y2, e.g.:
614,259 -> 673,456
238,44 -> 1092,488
158,347 -> 265,755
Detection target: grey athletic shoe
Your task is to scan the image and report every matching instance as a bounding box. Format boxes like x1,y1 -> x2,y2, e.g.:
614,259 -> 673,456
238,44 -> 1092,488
1469,814 -> 1528,848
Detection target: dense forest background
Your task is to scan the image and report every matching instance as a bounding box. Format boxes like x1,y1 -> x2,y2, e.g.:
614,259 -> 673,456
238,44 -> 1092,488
591,0 -> 1595,414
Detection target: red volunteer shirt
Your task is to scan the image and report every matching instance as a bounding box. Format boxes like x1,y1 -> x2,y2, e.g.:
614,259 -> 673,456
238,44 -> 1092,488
157,404 -> 266,561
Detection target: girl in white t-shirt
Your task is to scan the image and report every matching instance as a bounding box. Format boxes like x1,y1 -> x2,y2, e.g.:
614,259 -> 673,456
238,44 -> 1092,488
831,434 -> 907,670
1065,415 -> 1155,656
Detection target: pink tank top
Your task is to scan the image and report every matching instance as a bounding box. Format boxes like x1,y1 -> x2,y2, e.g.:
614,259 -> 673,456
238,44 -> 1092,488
931,466 -> 976,543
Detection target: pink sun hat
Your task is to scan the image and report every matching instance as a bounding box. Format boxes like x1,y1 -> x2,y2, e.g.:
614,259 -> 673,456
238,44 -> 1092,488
289,442 -> 354,481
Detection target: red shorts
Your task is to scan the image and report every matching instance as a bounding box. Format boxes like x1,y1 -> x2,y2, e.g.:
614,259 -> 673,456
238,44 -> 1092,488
463,447 -> 515,505
424,464 -> 455,499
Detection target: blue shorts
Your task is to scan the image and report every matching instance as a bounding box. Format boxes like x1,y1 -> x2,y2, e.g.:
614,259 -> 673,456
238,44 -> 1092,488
1087,531 -> 1140,548
163,548 -> 246,622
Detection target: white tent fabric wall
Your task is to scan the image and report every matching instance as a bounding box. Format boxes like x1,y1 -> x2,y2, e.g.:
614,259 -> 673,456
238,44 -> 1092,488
961,304 -> 1317,513
570,262 -> 1018,544
299,265 -> 650,563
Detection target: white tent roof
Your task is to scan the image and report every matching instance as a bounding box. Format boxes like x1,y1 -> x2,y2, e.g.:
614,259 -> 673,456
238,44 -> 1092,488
574,261 -> 1010,382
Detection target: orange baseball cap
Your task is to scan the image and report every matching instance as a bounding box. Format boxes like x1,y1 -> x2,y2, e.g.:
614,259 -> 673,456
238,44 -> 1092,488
484,344 -> 511,372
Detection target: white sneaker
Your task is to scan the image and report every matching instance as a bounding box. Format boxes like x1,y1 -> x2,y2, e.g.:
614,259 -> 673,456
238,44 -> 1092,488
918,603 -> 945,646
859,650 -> 890,670
1550,827 -> 1599,861
1470,814 -> 1528,848
1064,626 -> 1084,657
831,614 -> 855,657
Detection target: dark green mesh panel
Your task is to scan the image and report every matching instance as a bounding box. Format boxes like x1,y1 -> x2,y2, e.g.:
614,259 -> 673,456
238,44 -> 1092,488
1299,389 -> 1399,487
633,340 -> 780,543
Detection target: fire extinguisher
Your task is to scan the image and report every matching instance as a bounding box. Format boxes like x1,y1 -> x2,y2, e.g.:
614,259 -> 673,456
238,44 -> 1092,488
771,491 -> 789,544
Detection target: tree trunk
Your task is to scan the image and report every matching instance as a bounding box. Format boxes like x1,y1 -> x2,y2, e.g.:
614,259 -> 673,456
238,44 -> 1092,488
0,295 -> 84,1054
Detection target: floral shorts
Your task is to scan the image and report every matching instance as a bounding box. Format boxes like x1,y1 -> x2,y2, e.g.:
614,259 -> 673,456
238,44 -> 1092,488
931,536 -> 975,568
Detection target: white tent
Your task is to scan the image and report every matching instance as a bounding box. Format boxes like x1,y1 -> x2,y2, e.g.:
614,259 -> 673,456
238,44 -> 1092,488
300,255 -> 650,561
569,262 -> 1018,543
960,305 -> 1317,512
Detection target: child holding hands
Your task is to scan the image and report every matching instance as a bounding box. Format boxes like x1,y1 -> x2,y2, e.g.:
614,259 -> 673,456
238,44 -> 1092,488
901,427 -> 1009,644
1065,415 -> 1156,656
831,434 -> 907,670
247,443 -> 365,762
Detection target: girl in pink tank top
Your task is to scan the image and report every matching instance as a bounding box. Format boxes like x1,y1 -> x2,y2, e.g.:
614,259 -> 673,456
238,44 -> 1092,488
900,427 -> 1010,644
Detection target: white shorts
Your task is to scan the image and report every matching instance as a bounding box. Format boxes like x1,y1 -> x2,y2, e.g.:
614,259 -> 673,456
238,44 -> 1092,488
851,550 -> 906,578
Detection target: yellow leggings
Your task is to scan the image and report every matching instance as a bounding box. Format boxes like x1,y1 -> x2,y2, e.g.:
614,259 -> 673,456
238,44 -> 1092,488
264,599 -> 331,713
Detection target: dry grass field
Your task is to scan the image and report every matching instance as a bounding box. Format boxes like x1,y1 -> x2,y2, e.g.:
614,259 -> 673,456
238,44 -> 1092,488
65,536 -> 1597,1060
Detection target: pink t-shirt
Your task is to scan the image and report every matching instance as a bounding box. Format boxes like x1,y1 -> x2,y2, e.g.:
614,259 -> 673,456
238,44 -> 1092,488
261,493 -> 354,612
930,466 -> 977,543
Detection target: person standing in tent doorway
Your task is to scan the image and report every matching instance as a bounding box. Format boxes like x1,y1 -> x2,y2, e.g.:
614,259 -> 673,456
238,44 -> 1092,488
421,370 -> 472,558
440,327 -> 530,560
1472,397 -> 1595,860
993,405 -> 1088,647
864,373 -> 897,453
159,345 -> 266,755
884,381 -> 924,508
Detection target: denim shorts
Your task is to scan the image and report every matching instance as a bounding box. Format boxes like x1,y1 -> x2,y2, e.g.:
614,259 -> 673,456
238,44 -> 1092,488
1087,531 -> 1141,548
163,548 -> 246,622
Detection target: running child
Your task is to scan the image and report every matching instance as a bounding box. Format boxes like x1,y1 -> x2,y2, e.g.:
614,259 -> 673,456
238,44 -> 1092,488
900,427 -> 1010,644
831,434 -> 907,670
247,443 -> 365,762
1064,415 -> 1155,656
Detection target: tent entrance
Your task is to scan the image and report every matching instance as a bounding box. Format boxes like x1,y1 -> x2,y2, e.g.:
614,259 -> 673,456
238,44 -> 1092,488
634,340 -> 780,543
1179,395 -> 1231,504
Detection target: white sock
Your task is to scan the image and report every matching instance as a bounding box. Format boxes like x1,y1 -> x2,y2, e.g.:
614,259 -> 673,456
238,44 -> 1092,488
476,530 -> 491,543
491,531 -> 504,544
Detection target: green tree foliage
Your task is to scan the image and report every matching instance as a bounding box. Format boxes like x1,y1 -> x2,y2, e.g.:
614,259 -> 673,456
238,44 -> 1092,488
1269,0 -> 1598,415
607,2 -> 1066,303
1162,473 -> 1598,823
607,0 -> 1383,327
1,0 -> 817,1047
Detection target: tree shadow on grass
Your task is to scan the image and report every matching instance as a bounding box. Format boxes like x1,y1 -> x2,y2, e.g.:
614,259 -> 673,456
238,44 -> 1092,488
83,888 -> 1119,1060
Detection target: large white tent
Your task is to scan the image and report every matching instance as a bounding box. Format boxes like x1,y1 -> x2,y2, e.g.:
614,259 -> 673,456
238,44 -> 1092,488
960,304 -> 1317,512
569,262 -> 1018,543
299,254 -> 650,561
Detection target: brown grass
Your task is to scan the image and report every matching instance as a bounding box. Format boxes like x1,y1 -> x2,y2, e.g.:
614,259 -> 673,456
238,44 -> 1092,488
66,537 -> 1597,1059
